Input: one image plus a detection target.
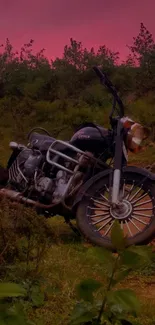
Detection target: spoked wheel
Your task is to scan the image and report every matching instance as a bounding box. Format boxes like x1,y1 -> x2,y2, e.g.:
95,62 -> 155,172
76,172 -> 155,250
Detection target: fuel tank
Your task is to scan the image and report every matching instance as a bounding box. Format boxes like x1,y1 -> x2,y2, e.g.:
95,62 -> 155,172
70,124 -> 113,158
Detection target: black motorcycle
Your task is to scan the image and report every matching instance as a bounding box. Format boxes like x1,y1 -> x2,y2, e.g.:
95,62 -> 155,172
0,66 -> 155,250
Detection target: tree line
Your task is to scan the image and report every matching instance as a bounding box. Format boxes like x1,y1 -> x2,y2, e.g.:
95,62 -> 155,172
0,23 -> 155,140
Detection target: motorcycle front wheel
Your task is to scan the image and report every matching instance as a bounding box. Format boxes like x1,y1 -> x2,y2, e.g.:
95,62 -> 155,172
76,171 -> 155,250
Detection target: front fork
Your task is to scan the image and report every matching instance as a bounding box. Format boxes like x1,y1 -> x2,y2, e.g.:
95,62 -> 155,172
111,120 -> 126,206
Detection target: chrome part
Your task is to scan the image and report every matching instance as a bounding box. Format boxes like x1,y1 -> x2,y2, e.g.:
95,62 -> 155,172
35,177 -> 53,196
104,220 -> 115,236
46,140 -> 85,174
91,215 -> 110,225
0,188 -> 59,209
88,179 -> 153,240
46,139 -> 103,174
111,169 -> 121,205
125,220 -> 133,236
9,142 -> 18,150
122,142 -> 128,161
97,218 -> 112,232
9,153 -> 28,184
9,142 -> 26,150
89,212 -> 111,218
110,199 -> 132,220
91,198 -> 110,207
129,186 -> 143,202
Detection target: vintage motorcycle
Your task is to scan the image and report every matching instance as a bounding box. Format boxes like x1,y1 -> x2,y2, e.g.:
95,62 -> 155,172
0,66 -> 155,250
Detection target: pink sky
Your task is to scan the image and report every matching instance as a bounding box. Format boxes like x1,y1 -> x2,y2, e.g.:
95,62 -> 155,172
0,0 -> 155,61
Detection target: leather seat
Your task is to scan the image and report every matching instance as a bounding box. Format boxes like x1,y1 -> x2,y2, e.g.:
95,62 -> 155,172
29,132 -> 55,151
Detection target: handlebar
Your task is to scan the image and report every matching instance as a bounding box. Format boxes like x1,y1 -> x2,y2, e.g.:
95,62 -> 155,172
93,66 -> 124,118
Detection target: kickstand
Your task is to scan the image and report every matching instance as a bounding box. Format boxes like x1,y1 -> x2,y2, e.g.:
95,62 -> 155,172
65,219 -> 81,237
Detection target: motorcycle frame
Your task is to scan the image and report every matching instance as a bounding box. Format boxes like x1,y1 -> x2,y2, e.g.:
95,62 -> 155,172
46,139 -> 109,208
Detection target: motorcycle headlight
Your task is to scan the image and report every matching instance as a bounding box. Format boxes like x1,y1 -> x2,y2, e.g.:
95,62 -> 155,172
127,123 -> 150,153
121,117 -> 150,153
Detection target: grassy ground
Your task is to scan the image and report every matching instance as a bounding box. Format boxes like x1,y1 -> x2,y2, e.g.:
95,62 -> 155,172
31,218 -> 155,325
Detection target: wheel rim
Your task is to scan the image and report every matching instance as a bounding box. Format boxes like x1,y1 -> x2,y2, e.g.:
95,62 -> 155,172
87,180 -> 154,240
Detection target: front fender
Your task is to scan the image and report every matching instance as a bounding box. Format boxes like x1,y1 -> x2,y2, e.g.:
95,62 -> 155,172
123,165 -> 155,180
72,165 -> 155,210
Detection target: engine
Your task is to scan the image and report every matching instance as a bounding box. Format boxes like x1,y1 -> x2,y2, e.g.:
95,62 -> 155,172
9,148 -> 41,185
8,148 -> 73,203
8,142 -> 92,205
8,148 -> 54,201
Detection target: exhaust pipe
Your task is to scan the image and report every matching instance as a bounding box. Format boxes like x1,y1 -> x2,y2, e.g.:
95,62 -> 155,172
0,188 -> 58,209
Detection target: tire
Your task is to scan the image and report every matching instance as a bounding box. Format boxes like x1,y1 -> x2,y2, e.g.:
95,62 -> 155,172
76,171 -> 155,250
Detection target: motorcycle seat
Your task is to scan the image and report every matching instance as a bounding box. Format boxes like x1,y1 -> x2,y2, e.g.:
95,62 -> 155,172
29,132 -> 55,151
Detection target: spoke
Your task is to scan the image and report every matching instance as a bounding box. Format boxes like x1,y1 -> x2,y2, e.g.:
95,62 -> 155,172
129,219 -> 141,232
89,212 -> 110,218
103,220 -> 115,236
134,199 -> 152,207
88,206 -> 109,211
100,193 -> 109,202
96,218 -> 112,232
120,221 -> 124,230
134,207 -> 153,211
132,216 -> 148,225
104,185 -> 109,193
91,215 -> 111,225
133,212 -> 152,218
122,182 -> 125,198
119,184 -> 125,201
132,192 -> 148,205
125,183 -> 135,200
125,220 -> 133,236
91,198 -> 110,208
129,187 -> 143,202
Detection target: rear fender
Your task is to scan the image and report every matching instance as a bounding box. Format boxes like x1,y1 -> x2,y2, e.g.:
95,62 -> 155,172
72,165 -> 155,210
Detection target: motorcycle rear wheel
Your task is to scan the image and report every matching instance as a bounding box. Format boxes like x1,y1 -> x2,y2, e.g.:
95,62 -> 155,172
76,171 -> 155,250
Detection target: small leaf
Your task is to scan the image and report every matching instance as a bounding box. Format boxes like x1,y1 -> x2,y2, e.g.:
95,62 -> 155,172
112,269 -> 132,286
121,250 -> 141,268
88,247 -> 114,263
128,245 -> 152,261
111,221 -> 126,251
107,289 -> 140,316
87,247 -> 115,275
0,302 -> 30,325
30,285 -> 44,307
121,245 -> 152,269
70,302 -> 95,325
101,312 -> 112,324
0,283 -> 26,299
77,279 -> 102,302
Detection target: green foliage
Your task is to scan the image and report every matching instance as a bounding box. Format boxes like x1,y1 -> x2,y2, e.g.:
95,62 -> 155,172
77,279 -> 102,303
0,282 -> 34,325
70,221 -> 152,325
0,199 -> 54,323
0,23 -> 155,141
0,282 -> 26,298
111,221 -> 126,251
